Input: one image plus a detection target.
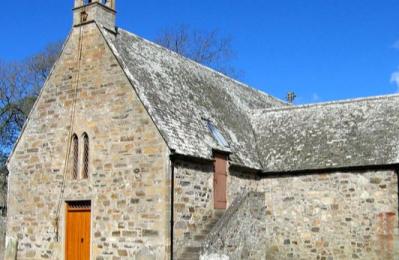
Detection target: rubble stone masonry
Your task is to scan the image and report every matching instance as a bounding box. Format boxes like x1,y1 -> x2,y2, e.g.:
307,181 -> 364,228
229,169 -> 399,259
258,170 -> 399,259
175,161 -> 398,260
173,160 -> 214,257
6,22 -> 171,259
4,10 -> 399,260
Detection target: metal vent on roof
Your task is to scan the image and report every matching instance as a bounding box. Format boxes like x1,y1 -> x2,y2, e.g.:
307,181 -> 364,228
205,120 -> 229,148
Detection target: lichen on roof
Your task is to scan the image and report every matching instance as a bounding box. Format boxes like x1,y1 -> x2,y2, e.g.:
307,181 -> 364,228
99,24 -> 399,173
100,25 -> 287,170
252,94 -> 399,172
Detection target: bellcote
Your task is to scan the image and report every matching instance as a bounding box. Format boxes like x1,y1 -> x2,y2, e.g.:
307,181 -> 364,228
73,0 -> 116,31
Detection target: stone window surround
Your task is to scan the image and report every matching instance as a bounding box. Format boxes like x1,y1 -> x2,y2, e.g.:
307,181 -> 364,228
70,132 -> 91,181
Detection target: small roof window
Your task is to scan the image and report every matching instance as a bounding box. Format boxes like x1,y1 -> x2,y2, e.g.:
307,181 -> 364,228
205,119 -> 229,148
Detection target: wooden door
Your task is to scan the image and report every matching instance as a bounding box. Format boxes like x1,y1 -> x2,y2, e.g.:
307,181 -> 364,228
66,201 -> 91,260
214,153 -> 227,209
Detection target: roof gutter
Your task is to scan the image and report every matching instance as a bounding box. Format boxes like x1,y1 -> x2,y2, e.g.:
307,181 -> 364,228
169,152 -> 215,164
169,151 -> 399,178
260,163 -> 399,177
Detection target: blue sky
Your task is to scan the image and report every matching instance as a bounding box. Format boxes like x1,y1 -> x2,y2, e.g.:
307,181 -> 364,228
1,0 -> 398,103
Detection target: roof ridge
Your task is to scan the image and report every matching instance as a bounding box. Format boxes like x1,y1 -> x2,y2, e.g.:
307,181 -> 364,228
254,93 -> 399,114
117,27 -> 288,106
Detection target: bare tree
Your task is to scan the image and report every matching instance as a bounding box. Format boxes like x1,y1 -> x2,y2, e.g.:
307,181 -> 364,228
0,25 -> 240,156
0,41 -> 62,155
0,61 -> 30,152
155,25 -> 241,78
27,42 -> 63,95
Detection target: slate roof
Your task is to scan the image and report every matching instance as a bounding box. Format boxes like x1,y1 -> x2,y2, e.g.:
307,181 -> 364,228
99,24 -> 399,173
100,26 -> 287,169
252,94 -> 399,172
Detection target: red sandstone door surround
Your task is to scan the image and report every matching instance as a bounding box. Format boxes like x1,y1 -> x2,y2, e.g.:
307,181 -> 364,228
214,153 -> 228,209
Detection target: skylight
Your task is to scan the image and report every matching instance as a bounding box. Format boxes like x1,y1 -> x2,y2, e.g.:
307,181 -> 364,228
206,120 -> 229,148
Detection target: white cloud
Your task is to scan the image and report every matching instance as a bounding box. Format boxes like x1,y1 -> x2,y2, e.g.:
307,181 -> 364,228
312,93 -> 320,102
390,70 -> 399,85
390,69 -> 399,91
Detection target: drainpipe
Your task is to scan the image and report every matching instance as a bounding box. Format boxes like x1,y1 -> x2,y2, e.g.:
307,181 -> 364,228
170,152 -> 176,260
396,168 -> 399,226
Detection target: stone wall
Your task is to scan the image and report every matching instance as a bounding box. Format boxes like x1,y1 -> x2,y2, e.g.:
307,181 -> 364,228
228,168 -> 259,205
6,22 -> 171,259
201,192 -> 267,260
259,170 -> 399,260
228,169 -> 399,259
173,160 -> 214,257
176,161 -> 399,260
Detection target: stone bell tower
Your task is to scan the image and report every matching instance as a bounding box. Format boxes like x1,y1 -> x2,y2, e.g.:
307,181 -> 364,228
73,0 -> 116,31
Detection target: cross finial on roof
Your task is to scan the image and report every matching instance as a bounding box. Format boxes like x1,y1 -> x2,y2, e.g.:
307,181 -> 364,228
286,91 -> 297,103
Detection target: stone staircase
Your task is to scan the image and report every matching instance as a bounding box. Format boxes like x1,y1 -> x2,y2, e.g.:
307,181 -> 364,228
176,209 -> 225,260
201,192 -> 266,260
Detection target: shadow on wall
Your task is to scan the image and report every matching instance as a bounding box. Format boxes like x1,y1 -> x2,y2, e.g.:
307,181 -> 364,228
0,217 -> 4,260
0,167 -> 7,260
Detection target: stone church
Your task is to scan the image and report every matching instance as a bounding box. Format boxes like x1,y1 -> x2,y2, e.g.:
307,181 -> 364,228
3,0 -> 399,259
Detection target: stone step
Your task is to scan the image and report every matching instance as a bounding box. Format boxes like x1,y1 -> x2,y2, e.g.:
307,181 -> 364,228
177,256 -> 199,260
197,218 -> 223,237
207,221 -> 219,227
177,210 -> 226,260
184,246 -> 201,253
200,229 -> 213,235
179,253 -> 199,259
178,254 -> 200,260
201,223 -> 218,232
214,209 -> 225,217
184,240 -> 201,248
203,222 -> 218,230
178,250 -> 200,260
194,234 -> 206,241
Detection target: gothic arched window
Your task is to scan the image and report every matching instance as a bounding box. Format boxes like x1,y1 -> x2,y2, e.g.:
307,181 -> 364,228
82,133 -> 90,179
71,134 -> 79,180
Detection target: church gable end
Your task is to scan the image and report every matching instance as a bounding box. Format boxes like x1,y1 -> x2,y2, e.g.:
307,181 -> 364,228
6,9 -> 170,259
4,1 -> 399,260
